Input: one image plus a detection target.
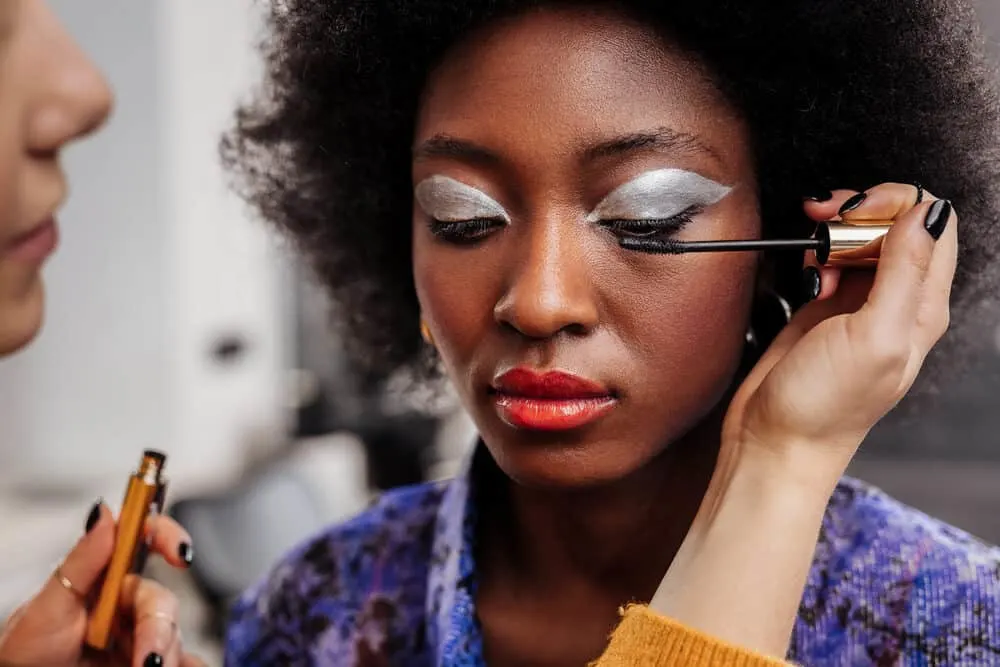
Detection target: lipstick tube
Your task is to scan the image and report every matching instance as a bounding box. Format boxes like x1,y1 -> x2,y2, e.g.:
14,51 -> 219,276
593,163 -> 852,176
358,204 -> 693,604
84,449 -> 168,651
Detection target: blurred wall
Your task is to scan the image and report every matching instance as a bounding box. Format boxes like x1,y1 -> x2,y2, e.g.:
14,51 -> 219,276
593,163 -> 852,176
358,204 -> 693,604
0,0 -> 290,493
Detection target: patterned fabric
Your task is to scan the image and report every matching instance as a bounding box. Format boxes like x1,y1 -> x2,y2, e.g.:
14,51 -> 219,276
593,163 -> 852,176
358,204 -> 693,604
224,445 -> 1000,666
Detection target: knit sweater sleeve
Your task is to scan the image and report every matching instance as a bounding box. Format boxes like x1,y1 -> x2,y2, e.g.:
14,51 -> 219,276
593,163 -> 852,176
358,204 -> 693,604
593,605 -> 792,667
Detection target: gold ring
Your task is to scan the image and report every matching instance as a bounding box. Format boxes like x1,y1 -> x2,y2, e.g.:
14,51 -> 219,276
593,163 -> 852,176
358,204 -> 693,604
137,611 -> 178,631
53,566 -> 86,600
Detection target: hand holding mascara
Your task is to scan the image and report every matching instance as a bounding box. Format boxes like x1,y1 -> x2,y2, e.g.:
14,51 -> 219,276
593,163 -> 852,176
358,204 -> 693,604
0,451 -> 203,667
85,449 -> 169,652
720,182 -> 956,470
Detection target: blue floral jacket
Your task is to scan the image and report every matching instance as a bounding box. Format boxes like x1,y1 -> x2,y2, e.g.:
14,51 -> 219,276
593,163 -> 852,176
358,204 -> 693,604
225,448 -> 1000,666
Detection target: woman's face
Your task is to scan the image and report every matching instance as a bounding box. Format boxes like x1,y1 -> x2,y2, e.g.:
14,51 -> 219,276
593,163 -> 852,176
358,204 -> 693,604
412,7 -> 760,488
0,0 -> 112,355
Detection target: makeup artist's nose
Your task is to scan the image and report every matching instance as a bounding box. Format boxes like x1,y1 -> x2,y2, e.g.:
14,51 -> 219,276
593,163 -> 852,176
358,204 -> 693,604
27,2 -> 114,154
493,221 -> 598,339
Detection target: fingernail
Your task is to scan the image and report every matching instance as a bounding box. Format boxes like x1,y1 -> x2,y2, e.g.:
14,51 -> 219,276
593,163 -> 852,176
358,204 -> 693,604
144,653 -> 164,667
838,192 -> 868,215
804,188 -> 833,202
925,199 -> 952,241
85,499 -> 103,534
801,267 -> 821,302
179,542 -> 194,567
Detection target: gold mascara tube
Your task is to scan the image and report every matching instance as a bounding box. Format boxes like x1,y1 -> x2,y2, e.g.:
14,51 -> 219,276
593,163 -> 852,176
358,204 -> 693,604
84,449 -> 168,651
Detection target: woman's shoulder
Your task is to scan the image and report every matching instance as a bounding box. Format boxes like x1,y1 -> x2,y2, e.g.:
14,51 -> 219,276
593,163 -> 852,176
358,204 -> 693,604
223,481 -> 449,666
792,476 -> 1000,664
827,475 -> 1000,567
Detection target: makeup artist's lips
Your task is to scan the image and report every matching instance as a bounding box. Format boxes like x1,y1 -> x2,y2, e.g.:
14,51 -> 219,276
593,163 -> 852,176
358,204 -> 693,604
4,218 -> 59,263
491,367 -> 618,431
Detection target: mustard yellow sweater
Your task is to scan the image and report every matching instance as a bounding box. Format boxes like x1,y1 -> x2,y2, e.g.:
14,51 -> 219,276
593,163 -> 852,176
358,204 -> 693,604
596,606 -> 790,667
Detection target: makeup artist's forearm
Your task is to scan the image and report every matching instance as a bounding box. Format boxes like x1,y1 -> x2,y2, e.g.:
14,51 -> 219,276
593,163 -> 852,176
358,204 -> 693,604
649,449 -> 835,657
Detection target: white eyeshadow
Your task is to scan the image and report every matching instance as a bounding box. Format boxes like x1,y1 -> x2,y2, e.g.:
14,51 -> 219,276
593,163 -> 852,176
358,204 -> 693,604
586,169 -> 732,222
414,175 -> 511,223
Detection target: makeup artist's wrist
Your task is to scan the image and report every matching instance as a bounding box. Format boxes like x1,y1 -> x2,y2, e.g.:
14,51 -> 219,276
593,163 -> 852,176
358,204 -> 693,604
669,440 -> 835,570
649,442 -> 835,657
722,424 -> 857,500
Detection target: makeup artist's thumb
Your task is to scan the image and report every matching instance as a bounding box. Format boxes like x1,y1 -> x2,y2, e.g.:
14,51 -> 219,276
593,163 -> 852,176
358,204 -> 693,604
31,500 -> 115,619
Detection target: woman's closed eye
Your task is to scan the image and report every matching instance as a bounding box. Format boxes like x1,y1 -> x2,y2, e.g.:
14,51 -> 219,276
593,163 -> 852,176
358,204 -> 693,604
415,175 -> 511,245
587,168 -> 730,246
429,217 -> 506,244
598,207 -> 700,241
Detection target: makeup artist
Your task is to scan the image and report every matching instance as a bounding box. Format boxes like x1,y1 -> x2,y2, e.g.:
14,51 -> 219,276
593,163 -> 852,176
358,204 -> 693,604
0,2 -> 202,666
222,0 -> 1000,665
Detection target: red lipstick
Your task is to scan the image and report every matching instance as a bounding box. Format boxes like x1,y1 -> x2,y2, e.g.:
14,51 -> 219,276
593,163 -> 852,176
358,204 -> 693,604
492,367 -> 617,431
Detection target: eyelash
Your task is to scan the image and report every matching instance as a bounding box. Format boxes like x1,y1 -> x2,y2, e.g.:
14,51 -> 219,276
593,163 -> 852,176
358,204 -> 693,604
597,207 -> 700,241
428,206 -> 701,246
429,218 -> 505,245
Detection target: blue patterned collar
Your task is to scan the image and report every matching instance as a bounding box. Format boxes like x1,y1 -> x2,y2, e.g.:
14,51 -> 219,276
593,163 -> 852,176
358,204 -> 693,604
425,446 -> 484,664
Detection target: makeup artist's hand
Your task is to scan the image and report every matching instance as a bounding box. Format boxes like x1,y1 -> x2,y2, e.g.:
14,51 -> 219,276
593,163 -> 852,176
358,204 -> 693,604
723,182 -> 957,485
0,501 -> 206,667
646,183 -> 956,660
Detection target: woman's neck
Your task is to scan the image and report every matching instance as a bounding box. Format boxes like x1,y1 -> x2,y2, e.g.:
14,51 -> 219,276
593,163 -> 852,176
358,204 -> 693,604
478,412 -> 723,604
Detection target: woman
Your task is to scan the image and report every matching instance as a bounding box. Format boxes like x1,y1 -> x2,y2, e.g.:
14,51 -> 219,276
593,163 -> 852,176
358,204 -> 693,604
0,2 -> 202,666
222,0 -> 1000,665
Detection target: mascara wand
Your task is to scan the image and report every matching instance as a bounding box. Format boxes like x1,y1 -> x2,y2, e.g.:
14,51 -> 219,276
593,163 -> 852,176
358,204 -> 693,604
620,220 -> 891,268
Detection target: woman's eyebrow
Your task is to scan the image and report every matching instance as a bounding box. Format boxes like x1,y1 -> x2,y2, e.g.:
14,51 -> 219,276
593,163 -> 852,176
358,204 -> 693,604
581,127 -> 720,165
412,135 -> 501,166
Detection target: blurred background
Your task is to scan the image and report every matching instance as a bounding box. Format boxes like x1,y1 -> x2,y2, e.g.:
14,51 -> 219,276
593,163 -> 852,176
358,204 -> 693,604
0,1 -> 999,663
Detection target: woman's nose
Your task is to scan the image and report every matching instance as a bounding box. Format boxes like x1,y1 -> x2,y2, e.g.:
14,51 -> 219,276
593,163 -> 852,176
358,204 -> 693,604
493,220 -> 599,340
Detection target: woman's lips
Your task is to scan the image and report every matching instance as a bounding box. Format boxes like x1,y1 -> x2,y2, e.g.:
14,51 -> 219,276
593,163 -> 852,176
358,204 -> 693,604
4,218 -> 59,263
491,367 -> 618,431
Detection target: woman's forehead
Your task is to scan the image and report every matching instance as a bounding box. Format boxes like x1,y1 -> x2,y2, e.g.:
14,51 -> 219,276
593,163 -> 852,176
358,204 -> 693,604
414,6 -> 748,175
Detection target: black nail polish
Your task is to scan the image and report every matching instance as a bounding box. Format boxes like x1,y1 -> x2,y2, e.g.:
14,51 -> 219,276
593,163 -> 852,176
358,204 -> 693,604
838,192 -> 868,215
804,188 -> 833,202
925,199 -> 952,241
143,653 -> 164,667
179,542 -> 194,567
85,499 -> 102,533
801,267 -> 821,302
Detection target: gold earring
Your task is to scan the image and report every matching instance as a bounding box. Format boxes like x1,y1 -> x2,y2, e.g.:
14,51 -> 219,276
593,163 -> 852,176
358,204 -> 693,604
420,320 -> 434,346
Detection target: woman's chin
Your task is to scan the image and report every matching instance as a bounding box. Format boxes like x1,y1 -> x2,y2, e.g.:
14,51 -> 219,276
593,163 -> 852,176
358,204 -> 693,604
0,277 -> 45,357
482,433 -> 655,490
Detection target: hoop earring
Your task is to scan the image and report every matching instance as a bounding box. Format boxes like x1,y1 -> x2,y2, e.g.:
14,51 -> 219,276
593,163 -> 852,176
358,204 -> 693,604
420,320 -> 434,347
744,290 -> 791,360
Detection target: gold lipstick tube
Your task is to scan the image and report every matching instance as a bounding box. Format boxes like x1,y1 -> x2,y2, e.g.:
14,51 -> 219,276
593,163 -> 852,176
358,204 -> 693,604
815,220 -> 892,267
84,450 -> 168,651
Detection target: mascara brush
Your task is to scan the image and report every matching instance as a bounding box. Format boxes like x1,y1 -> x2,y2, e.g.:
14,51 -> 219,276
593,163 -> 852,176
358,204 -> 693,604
621,220 -> 891,268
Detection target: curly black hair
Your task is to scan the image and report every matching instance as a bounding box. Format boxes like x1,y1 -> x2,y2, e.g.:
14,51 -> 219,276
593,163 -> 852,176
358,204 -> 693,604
223,0 -> 1000,388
